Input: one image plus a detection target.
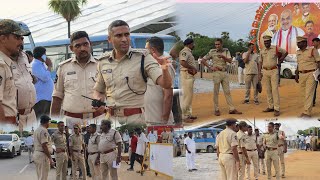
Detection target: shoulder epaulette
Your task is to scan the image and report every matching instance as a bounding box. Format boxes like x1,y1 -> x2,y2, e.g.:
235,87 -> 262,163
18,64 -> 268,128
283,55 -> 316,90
97,52 -> 112,61
58,58 -> 73,67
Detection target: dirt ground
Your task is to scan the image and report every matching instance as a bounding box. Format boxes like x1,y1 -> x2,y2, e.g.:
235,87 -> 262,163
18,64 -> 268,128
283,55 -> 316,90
188,73 -> 320,126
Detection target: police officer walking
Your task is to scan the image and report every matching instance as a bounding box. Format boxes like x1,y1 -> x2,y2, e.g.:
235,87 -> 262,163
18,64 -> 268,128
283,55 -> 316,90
255,128 -> 266,175
93,20 -> 172,126
246,126 -> 259,180
87,124 -> 102,180
201,39 -> 242,116
274,123 -> 287,178
51,121 -> 68,180
0,19 -> 30,124
33,115 -> 54,180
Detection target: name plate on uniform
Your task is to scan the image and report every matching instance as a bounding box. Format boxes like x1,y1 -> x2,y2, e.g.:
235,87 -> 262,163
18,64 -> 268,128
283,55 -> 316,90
67,71 -> 76,75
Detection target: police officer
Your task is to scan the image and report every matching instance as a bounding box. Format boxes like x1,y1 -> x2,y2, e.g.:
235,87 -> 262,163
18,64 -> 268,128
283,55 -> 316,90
255,128 -> 266,175
11,46 -> 37,134
51,31 -> 105,129
93,20 -> 172,126
0,19 -> 30,124
245,126 -> 259,180
98,120 -> 122,180
33,115 -> 54,180
259,35 -> 288,117
69,124 -> 87,180
201,38 -> 242,116
295,36 -> 320,118
168,128 -> 174,144
274,123 -> 287,178
87,124 -> 102,180
179,38 -> 198,123
237,121 -> 250,180
217,118 -> 240,180
51,121 -> 68,180
263,122 -> 280,180
161,129 -> 169,143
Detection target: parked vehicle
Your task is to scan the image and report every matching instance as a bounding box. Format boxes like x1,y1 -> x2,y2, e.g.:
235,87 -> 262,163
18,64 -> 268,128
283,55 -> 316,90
0,134 -> 22,158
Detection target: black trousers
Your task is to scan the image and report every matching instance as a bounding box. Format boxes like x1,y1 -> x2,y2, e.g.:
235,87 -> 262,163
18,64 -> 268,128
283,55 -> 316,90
172,88 -> 182,124
313,82 -> 318,105
130,152 -> 136,169
33,100 -> 51,120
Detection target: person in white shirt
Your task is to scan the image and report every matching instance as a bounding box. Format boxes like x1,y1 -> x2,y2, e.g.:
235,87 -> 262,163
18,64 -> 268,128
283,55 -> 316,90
122,129 -> 130,153
147,129 -> 158,143
25,133 -> 34,163
305,135 -> 311,151
184,132 -> 197,172
135,128 -> 150,172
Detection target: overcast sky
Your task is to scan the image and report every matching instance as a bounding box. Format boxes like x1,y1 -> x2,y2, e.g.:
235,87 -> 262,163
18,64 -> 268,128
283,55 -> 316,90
176,3 -> 260,40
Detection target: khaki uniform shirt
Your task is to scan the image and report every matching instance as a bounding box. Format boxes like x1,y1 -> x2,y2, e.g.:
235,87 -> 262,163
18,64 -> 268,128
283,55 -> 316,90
161,131 -> 169,141
12,52 -> 36,112
203,48 -> 232,70
276,130 -> 286,146
179,47 -> 197,71
98,129 -> 122,152
242,52 -> 259,74
51,130 -> 67,150
168,132 -> 174,143
256,135 -> 263,146
53,56 -> 98,113
94,48 -> 162,108
246,134 -> 257,150
263,132 -> 279,148
217,127 -> 238,154
0,51 -> 17,117
296,48 -> 320,71
69,133 -> 84,151
260,45 -> 286,69
237,130 -> 247,153
88,132 -> 100,153
34,125 -> 53,153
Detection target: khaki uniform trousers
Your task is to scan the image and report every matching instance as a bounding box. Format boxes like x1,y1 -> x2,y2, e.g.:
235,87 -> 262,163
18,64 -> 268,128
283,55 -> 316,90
88,153 -> 102,180
246,150 -> 259,180
212,71 -> 235,111
266,149 -> 280,180
218,154 -> 237,180
72,152 -> 87,180
33,151 -> 50,180
100,151 -> 118,180
107,111 -> 146,126
239,154 -> 246,180
180,71 -> 195,118
181,144 -> 186,156
263,69 -> 280,111
65,114 -> 104,132
19,109 -> 36,133
245,74 -> 259,101
299,72 -> 317,115
277,146 -> 285,176
55,152 -> 68,180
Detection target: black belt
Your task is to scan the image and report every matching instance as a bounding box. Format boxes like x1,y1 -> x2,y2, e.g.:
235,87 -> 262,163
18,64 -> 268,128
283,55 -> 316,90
247,149 -> 257,151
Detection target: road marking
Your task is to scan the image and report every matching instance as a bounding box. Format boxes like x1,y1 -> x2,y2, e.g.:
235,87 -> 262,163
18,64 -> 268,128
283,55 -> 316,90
19,164 -> 29,174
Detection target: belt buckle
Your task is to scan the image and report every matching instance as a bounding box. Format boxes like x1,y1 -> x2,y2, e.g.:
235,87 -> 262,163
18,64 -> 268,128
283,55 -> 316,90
83,113 -> 93,119
115,109 -> 124,117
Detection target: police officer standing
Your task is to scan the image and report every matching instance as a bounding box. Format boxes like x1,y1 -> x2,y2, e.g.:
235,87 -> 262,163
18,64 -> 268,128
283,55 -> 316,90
87,124 -> 102,180
245,126 -> 259,180
263,122 -> 280,180
179,38 -> 198,123
51,121 -> 68,180
237,121 -> 250,180
217,119 -> 240,180
98,120 -> 122,180
161,129 -> 169,143
51,31 -> 105,129
274,123 -> 287,178
0,19 -> 30,124
69,124 -> 87,180
33,115 -> 54,180
255,128 -> 266,175
93,20 -> 172,125
259,35 -> 288,117
295,36 -> 320,118
201,39 -> 242,116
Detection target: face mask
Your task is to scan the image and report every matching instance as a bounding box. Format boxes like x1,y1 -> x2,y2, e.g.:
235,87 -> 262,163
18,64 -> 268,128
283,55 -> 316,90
41,54 -> 47,61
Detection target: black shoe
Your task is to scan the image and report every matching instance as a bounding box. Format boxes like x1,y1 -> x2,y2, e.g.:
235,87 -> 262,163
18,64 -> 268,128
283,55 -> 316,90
188,169 -> 192,172
243,100 -> 249,104
192,168 -> 198,171
127,168 -> 134,171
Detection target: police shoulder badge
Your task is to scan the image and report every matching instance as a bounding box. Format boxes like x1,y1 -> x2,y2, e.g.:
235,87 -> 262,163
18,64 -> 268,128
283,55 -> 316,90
182,52 -> 187,57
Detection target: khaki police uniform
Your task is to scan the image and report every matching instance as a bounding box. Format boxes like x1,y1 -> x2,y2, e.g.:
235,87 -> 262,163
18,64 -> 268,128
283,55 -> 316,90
256,134 -> 266,174
168,131 -> 174,144
180,137 -> 186,157
144,62 -> 175,125
53,56 -> 104,128
203,48 -> 236,111
33,125 -> 53,180
263,132 -> 280,180
296,44 -> 320,116
237,130 -> 247,180
88,132 -> 101,180
242,52 -> 259,102
12,51 -> 36,131
245,134 -> 259,180
217,127 -> 238,180
161,131 -> 169,143
51,130 -> 68,180
179,47 -> 197,119
94,48 -> 162,125
0,51 -> 17,124
260,45 -> 286,112
69,133 -> 87,180
98,129 -> 122,180
276,130 -> 286,177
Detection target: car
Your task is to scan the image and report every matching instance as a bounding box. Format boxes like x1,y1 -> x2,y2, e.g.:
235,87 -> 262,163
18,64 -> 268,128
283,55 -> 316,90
280,61 -> 297,79
0,134 -> 22,158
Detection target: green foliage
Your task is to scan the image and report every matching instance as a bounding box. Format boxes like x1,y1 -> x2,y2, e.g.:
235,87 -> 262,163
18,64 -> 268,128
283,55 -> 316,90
9,131 -> 29,137
116,124 -> 147,134
48,0 -> 87,22
297,127 -> 318,136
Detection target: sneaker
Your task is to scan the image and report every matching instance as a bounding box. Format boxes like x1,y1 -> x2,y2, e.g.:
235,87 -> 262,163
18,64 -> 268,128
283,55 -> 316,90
243,100 -> 249,104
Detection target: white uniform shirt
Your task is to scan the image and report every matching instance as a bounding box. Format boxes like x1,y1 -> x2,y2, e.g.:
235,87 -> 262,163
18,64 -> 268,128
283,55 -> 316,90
25,136 -> 34,146
305,136 -> 311,144
184,137 -> 196,153
122,133 -> 130,142
147,132 -> 158,143
136,132 -> 149,156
